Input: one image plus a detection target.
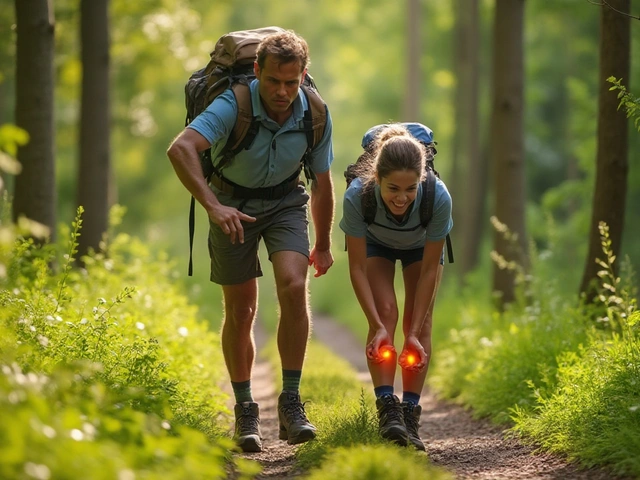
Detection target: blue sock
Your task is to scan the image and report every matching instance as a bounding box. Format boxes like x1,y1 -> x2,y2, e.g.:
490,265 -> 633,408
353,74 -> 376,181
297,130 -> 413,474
403,391 -> 421,405
231,380 -> 253,403
282,369 -> 302,393
374,385 -> 394,398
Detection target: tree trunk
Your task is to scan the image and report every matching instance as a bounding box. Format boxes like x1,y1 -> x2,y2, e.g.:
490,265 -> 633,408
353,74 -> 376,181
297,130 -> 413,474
579,0 -> 630,300
12,0 -> 56,241
77,0 -> 112,259
490,0 -> 527,306
403,0 -> 421,121
452,0 -> 484,278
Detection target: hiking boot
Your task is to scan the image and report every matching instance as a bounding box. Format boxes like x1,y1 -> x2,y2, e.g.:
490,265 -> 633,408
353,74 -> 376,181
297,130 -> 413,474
233,402 -> 262,452
278,391 -> 316,445
376,394 -> 408,446
402,402 -> 426,451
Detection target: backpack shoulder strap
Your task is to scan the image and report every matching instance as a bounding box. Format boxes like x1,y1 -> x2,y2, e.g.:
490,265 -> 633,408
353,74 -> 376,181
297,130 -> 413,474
212,81 -> 260,173
299,84 -> 327,182
229,82 -> 258,153
361,184 -> 377,225
300,84 -> 327,149
420,169 -> 455,263
419,169 -> 437,228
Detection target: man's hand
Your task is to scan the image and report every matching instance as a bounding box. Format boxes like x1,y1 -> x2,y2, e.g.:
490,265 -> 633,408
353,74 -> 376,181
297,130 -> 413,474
208,205 -> 256,244
308,247 -> 333,277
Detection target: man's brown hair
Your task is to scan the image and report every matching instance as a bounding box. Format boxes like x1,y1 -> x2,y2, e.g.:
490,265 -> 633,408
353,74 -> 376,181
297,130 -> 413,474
256,30 -> 309,71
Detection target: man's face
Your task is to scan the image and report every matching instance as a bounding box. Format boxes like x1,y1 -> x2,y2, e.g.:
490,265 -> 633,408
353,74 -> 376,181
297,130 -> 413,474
254,55 -> 306,121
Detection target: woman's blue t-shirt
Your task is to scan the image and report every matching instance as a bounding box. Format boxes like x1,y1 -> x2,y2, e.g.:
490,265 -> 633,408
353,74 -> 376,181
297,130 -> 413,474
339,177 -> 453,250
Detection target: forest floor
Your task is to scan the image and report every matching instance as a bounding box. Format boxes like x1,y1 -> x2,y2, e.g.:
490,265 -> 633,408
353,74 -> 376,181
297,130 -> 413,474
227,314 -> 631,480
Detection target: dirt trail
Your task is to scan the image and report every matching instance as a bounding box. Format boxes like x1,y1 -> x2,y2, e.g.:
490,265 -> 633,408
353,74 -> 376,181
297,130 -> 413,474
227,314 -> 630,479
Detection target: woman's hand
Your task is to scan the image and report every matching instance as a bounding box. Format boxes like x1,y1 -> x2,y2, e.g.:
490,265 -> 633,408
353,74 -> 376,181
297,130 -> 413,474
366,328 -> 394,363
398,335 -> 427,372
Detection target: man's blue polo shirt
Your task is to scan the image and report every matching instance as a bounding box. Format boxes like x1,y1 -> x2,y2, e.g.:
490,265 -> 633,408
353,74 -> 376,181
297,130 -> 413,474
187,79 -> 333,189
340,177 -> 453,250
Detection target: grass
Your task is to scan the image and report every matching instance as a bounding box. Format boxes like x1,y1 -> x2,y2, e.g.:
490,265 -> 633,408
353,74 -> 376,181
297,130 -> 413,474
262,340 -> 450,477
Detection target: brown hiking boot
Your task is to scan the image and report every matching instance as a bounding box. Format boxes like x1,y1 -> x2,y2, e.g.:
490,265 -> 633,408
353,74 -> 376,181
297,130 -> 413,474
402,401 -> 426,451
376,394 -> 408,446
233,402 -> 262,452
277,391 -> 316,445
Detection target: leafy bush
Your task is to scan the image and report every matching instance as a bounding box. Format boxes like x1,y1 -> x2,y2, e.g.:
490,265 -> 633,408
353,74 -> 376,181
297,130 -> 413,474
0,207 -> 259,478
430,220 -> 639,475
511,333 -> 640,477
510,224 -> 640,476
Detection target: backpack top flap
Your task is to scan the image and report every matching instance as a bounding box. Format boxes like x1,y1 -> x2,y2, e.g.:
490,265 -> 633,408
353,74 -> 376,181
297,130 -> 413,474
210,27 -> 285,68
361,122 -> 434,152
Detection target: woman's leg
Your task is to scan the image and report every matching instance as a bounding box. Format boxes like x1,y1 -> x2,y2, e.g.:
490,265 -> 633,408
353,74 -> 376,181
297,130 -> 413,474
399,262 -> 443,450
366,256 -> 408,445
400,263 -> 443,394
366,256 -> 399,388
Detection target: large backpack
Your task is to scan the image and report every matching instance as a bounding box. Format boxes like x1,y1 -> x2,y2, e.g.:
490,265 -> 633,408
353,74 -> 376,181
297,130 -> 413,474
184,26 -> 328,275
343,122 -> 454,263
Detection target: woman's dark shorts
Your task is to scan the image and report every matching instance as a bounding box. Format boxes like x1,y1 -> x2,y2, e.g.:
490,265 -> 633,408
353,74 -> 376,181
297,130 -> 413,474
366,241 -> 445,269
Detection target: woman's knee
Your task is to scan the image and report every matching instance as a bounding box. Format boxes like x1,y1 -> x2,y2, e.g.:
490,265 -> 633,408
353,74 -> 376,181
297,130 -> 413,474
377,301 -> 399,325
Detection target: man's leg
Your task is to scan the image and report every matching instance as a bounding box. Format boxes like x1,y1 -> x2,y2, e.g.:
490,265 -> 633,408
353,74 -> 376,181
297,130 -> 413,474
271,250 -> 316,444
221,279 -> 262,452
272,250 -> 310,371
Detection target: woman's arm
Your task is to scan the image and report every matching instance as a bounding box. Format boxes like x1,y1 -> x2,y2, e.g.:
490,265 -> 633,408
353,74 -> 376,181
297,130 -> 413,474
346,235 -> 393,361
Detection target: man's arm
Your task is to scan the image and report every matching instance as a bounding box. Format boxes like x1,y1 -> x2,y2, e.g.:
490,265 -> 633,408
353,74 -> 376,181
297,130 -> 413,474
167,128 -> 255,244
308,170 -> 334,276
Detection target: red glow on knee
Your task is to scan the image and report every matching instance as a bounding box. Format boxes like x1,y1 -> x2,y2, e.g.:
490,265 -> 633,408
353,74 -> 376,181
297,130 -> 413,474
379,345 -> 393,360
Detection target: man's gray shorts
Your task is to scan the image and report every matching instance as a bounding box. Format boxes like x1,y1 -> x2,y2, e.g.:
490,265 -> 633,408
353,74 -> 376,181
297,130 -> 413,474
208,187 -> 310,285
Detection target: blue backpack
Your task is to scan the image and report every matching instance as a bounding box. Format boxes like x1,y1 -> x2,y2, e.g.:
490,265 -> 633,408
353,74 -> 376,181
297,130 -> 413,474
343,122 -> 453,263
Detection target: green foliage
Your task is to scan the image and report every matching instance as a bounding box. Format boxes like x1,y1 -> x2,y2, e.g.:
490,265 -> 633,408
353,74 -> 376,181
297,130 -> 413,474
609,76 -> 640,132
511,335 -> 640,477
0,208 -> 260,478
306,444 -> 452,480
590,221 -> 638,338
426,220 -> 639,475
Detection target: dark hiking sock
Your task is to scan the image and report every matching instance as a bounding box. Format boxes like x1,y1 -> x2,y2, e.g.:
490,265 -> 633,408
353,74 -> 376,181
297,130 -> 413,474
374,385 -> 394,398
231,380 -> 253,404
402,391 -> 421,405
282,369 -> 302,393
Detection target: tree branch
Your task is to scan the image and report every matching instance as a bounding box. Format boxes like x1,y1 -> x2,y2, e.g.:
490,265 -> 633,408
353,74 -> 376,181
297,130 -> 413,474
587,0 -> 640,20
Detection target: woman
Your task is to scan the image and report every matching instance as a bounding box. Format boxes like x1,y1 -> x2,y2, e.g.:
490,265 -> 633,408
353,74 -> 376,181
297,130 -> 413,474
339,123 -> 453,450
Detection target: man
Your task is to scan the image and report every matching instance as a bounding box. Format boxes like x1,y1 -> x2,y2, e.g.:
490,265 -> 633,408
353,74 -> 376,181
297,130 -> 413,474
167,30 -> 334,453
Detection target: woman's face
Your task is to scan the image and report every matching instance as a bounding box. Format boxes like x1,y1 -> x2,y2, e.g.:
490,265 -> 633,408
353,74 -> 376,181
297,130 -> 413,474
378,169 -> 420,218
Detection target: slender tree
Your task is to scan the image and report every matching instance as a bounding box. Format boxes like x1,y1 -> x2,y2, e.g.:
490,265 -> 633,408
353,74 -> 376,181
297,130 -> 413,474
451,0 -> 485,277
12,0 -> 56,241
403,0 -> 421,121
490,0 -> 527,305
579,0 -> 630,299
77,0 -> 112,259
